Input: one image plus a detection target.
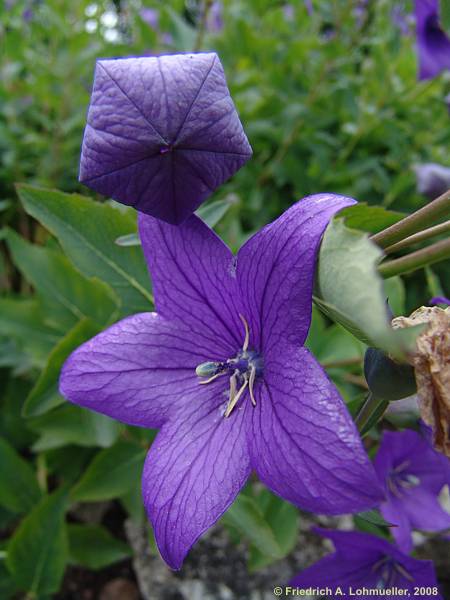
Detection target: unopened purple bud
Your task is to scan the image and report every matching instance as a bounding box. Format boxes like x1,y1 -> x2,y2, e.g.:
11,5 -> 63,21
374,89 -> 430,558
413,162 -> 450,199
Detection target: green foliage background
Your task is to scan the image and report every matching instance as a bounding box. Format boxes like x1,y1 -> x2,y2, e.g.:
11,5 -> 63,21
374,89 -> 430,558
0,0 -> 449,596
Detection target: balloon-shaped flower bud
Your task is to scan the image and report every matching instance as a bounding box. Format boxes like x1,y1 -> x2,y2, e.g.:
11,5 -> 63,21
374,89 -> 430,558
79,53 -> 252,224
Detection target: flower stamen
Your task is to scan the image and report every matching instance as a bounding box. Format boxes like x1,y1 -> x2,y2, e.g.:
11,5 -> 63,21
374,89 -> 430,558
225,373 -> 249,417
195,315 -> 263,418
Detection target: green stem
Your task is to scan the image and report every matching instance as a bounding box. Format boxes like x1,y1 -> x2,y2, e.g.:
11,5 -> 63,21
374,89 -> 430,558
371,190 -> 450,249
378,238 -> 450,279
194,0 -> 213,51
355,392 -> 388,435
384,219 -> 450,254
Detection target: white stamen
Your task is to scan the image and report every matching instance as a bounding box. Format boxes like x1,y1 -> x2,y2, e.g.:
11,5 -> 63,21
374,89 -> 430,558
239,314 -> 250,352
198,371 -> 227,385
249,364 -> 257,406
225,376 -> 248,417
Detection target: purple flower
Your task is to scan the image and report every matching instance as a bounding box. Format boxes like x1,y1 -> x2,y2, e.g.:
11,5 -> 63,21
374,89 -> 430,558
415,0 -> 450,80
414,162 -> 450,199
291,528 -> 443,598
139,7 -> 159,30
354,0 -> 369,27
430,296 -> 450,306
60,194 -> 382,569
373,429 -> 450,553
445,92 -> 450,114
79,53 -> 252,225
206,1 -> 223,32
392,4 -> 414,37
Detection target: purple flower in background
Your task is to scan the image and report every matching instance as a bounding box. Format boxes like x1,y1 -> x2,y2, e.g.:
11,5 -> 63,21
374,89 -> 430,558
373,429 -> 450,553
430,296 -> 450,305
291,529 -> 443,598
60,194 -> 382,569
445,92 -> 450,114
392,4 -> 414,37
354,0 -> 369,27
79,53 -> 252,224
206,1 -> 223,32
22,6 -> 33,21
415,0 -> 450,80
283,4 -> 295,20
304,0 -> 313,15
414,163 -> 450,199
139,7 -> 159,30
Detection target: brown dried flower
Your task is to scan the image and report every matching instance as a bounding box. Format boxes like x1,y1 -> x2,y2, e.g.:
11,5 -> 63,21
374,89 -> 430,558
392,306 -> 450,457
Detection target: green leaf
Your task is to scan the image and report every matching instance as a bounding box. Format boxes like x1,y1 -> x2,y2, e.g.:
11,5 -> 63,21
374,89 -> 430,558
196,196 -> 235,228
0,437 -> 41,513
0,562 -> 19,600
356,510 -> 393,528
71,441 -> 146,502
425,266 -> 445,299
5,229 -> 120,331
23,318 -> 102,417
316,219 -> 418,358
340,203 -> 404,234
30,404 -> 121,451
16,184 -> 153,314
68,524 -> 131,570
384,276 -> 405,316
222,494 -> 282,559
441,0 -> 450,35
249,491 -> 299,571
0,298 -> 61,363
120,485 -> 145,524
6,488 -> 69,596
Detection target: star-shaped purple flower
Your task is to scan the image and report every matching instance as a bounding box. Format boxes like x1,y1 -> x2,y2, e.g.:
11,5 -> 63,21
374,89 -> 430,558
415,0 -> 450,80
60,194 -> 382,569
79,53 -> 252,224
373,429 -> 450,553
290,528 -> 443,599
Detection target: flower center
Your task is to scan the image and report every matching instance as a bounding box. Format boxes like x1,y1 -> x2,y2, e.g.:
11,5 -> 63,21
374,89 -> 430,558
195,315 -> 263,418
372,556 -> 413,588
159,144 -> 173,154
387,460 -> 420,498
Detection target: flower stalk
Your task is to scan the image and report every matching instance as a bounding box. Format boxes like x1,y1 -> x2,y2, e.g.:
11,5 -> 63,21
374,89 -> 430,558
384,219 -> 450,254
371,189 -> 450,249
355,392 -> 389,436
378,237 -> 450,279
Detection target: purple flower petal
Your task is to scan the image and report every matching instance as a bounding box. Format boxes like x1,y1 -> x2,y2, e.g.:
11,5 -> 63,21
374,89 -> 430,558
291,529 -> 443,598
414,163 -> 450,199
415,0 -> 450,80
60,313 -> 211,428
236,193 -> 356,355
142,383 -> 251,569
430,295 -> 450,306
138,213 -> 243,354
247,346 -> 382,514
79,53 -> 252,224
